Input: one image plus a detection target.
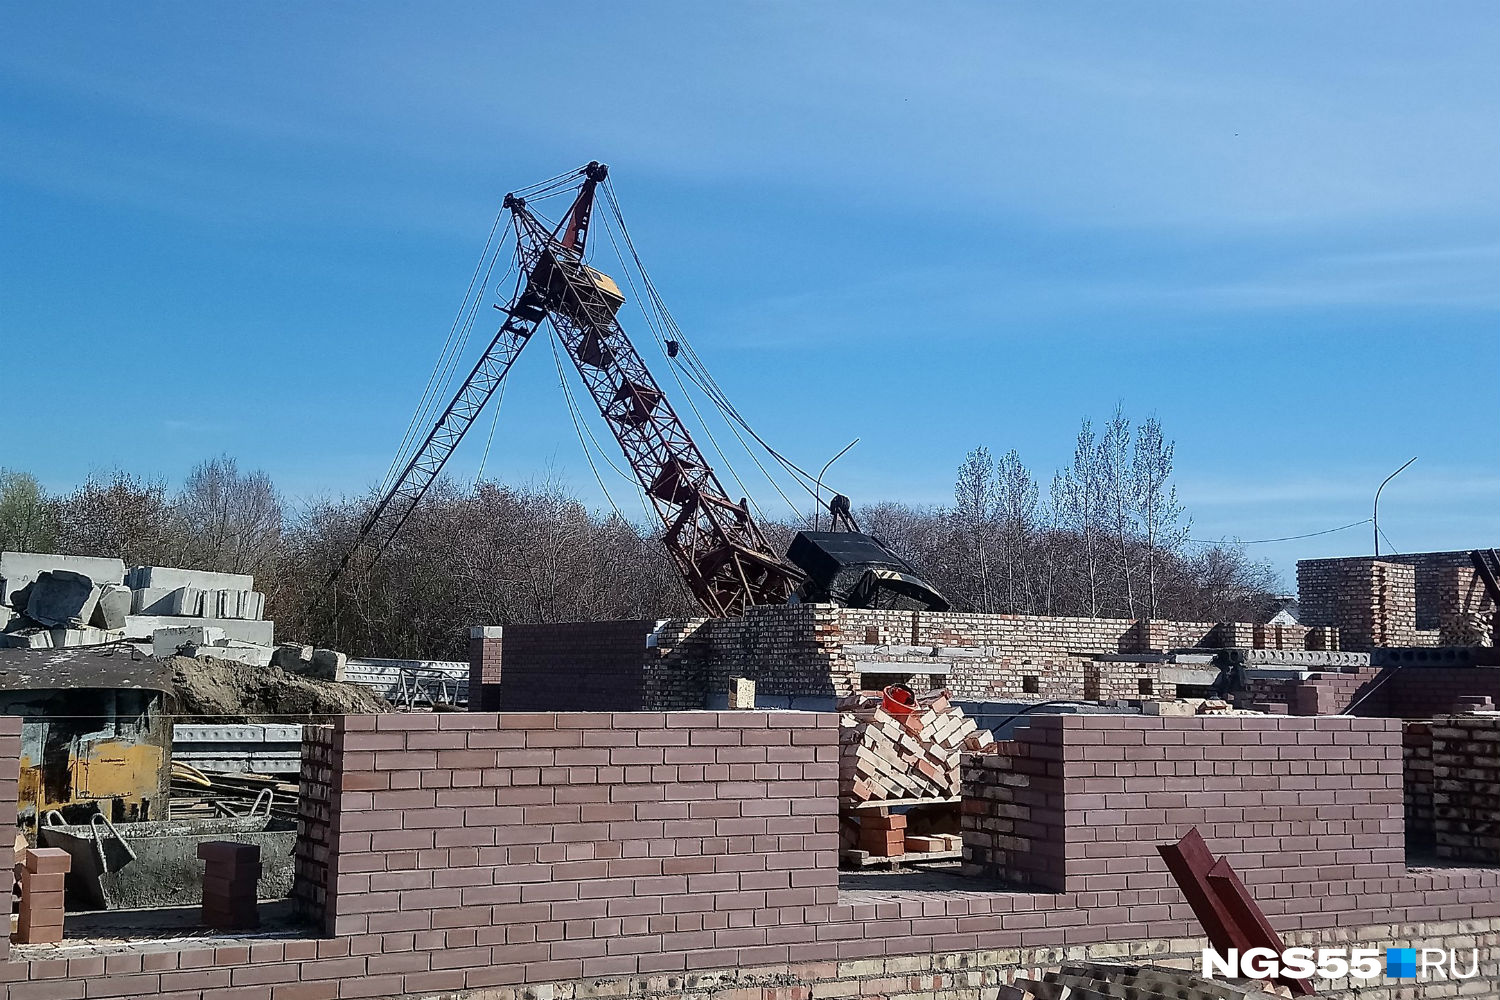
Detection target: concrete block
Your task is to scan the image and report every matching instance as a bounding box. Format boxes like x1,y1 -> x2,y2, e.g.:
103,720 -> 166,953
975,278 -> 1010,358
728,677 -> 756,709
126,616 -> 273,645
1,552 -> 125,606
204,589 -> 266,620
131,586 -> 202,616
125,565 -> 253,592
271,644 -> 313,670
310,648 -> 347,682
25,570 -> 102,628
0,626 -> 124,649
91,583 -> 132,630
1161,665 -> 1222,687
1141,699 -> 1198,716
187,642 -> 274,668
154,626 -> 228,658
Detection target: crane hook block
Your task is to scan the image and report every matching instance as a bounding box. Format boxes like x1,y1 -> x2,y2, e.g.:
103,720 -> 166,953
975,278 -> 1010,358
666,340 -> 680,358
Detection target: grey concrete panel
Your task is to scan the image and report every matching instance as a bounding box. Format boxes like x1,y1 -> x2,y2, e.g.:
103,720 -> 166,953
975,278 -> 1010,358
1,551 -> 124,606
125,565 -> 253,592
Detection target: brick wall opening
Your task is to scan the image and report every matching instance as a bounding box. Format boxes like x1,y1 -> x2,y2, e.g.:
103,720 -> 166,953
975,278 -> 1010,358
1,711 -> 1499,999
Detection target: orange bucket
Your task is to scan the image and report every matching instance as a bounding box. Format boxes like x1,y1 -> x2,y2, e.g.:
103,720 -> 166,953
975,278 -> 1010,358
880,684 -> 917,719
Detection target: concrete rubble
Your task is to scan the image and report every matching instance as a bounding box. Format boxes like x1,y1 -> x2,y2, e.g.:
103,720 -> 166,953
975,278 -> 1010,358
0,552 -> 281,665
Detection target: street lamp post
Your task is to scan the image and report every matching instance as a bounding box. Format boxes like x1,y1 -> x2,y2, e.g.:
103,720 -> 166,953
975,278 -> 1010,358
1373,457 -> 1417,557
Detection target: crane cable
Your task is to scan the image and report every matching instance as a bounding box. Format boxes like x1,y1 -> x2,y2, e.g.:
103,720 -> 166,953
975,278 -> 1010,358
601,180 -> 835,507
591,210 -> 788,526
597,210 -> 802,522
545,326 -> 628,521
379,206 -> 510,495
386,167 -> 590,496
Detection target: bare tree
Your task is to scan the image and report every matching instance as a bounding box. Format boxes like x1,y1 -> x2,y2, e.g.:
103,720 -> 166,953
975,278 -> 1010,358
994,449 -> 1038,613
50,469 -> 180,565
952,447 -> 999,612
1051,420 -> 1105,616
176,456 -> 284,578
1098,405 -> 1137,617
1132,415 -> 1189,617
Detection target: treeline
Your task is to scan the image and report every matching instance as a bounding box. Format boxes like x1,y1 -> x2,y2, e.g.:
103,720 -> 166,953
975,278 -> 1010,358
855,409 -> 1278,625
0,411 -> 1278,660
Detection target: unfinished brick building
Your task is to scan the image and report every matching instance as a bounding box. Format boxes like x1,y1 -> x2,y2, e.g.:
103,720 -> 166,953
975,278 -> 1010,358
3,709 -> 1499,999
469,548 -> 1499,721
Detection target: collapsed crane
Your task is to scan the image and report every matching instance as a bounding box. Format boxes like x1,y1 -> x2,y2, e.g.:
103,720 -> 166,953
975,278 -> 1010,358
322,162 -> 946,617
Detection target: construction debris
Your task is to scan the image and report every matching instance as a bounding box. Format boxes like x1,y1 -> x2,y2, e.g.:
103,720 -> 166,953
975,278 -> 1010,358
0,552 -> 274,652
837,687 -> 996,804
168,654 -> 387,723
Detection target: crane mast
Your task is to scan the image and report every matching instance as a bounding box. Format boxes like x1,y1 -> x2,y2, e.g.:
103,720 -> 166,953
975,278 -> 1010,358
324,162 -> 801,616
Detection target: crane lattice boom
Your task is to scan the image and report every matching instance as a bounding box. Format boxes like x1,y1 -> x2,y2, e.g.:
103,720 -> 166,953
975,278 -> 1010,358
323,162 -> 801,616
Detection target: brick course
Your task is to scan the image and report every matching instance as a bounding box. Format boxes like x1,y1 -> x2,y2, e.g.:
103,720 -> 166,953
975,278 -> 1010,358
1,711 -> 1497,1000
1298,550 -> 1496,646
486,607 -> 1327,712
1431,713 -> 1500,864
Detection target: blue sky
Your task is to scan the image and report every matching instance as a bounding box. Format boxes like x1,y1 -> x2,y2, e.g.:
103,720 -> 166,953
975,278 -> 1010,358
2,2 -> 1496,587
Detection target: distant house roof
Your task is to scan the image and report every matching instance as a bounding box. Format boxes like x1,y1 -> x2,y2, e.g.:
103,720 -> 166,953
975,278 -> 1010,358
0,645 -> 173,693
1266,599 -> 1301,626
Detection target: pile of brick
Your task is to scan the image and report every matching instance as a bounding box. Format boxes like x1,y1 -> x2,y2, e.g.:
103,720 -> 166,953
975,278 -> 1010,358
853,811 -> 960,858
838,689 -> 994,803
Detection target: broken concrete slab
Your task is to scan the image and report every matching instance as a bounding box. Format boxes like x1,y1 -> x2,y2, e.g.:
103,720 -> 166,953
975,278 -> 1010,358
91,583 -> 133,631
25,570 -> 101,628
153,626 -> 228,658
1,552 -> 125,607
126,615 -> 273,645
125,565 -> 253,592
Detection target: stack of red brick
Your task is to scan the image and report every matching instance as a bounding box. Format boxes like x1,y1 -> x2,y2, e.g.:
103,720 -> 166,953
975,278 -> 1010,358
13,847 -> 69,944
838,689 -> 993,803
851,810 -> 962,859
198,841 -> 260,931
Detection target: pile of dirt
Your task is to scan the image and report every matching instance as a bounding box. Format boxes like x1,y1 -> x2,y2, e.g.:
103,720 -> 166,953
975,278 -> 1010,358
168,654 -> 389,723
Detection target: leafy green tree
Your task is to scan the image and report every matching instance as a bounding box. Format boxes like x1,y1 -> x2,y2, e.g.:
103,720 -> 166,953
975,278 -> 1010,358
0,469 -> 56,553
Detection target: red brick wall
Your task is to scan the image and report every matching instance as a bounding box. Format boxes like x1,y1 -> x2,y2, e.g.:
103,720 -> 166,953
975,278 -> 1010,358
467,627 -> 502,711
497,620 -> 658,710
1233,666 -> 1500,718
2,712 -> 1499,1000
1404,721 -> 1434,852
293,723 -> 336,924
964,715 -> 1405,895
0,716 -> 17,964
1432,714 -> 1500,864
961,739 -> 1065,890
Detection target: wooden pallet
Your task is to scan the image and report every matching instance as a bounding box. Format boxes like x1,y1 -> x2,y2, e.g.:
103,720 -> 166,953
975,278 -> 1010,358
841,795 -> 961,811
840,848 -> 963,868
